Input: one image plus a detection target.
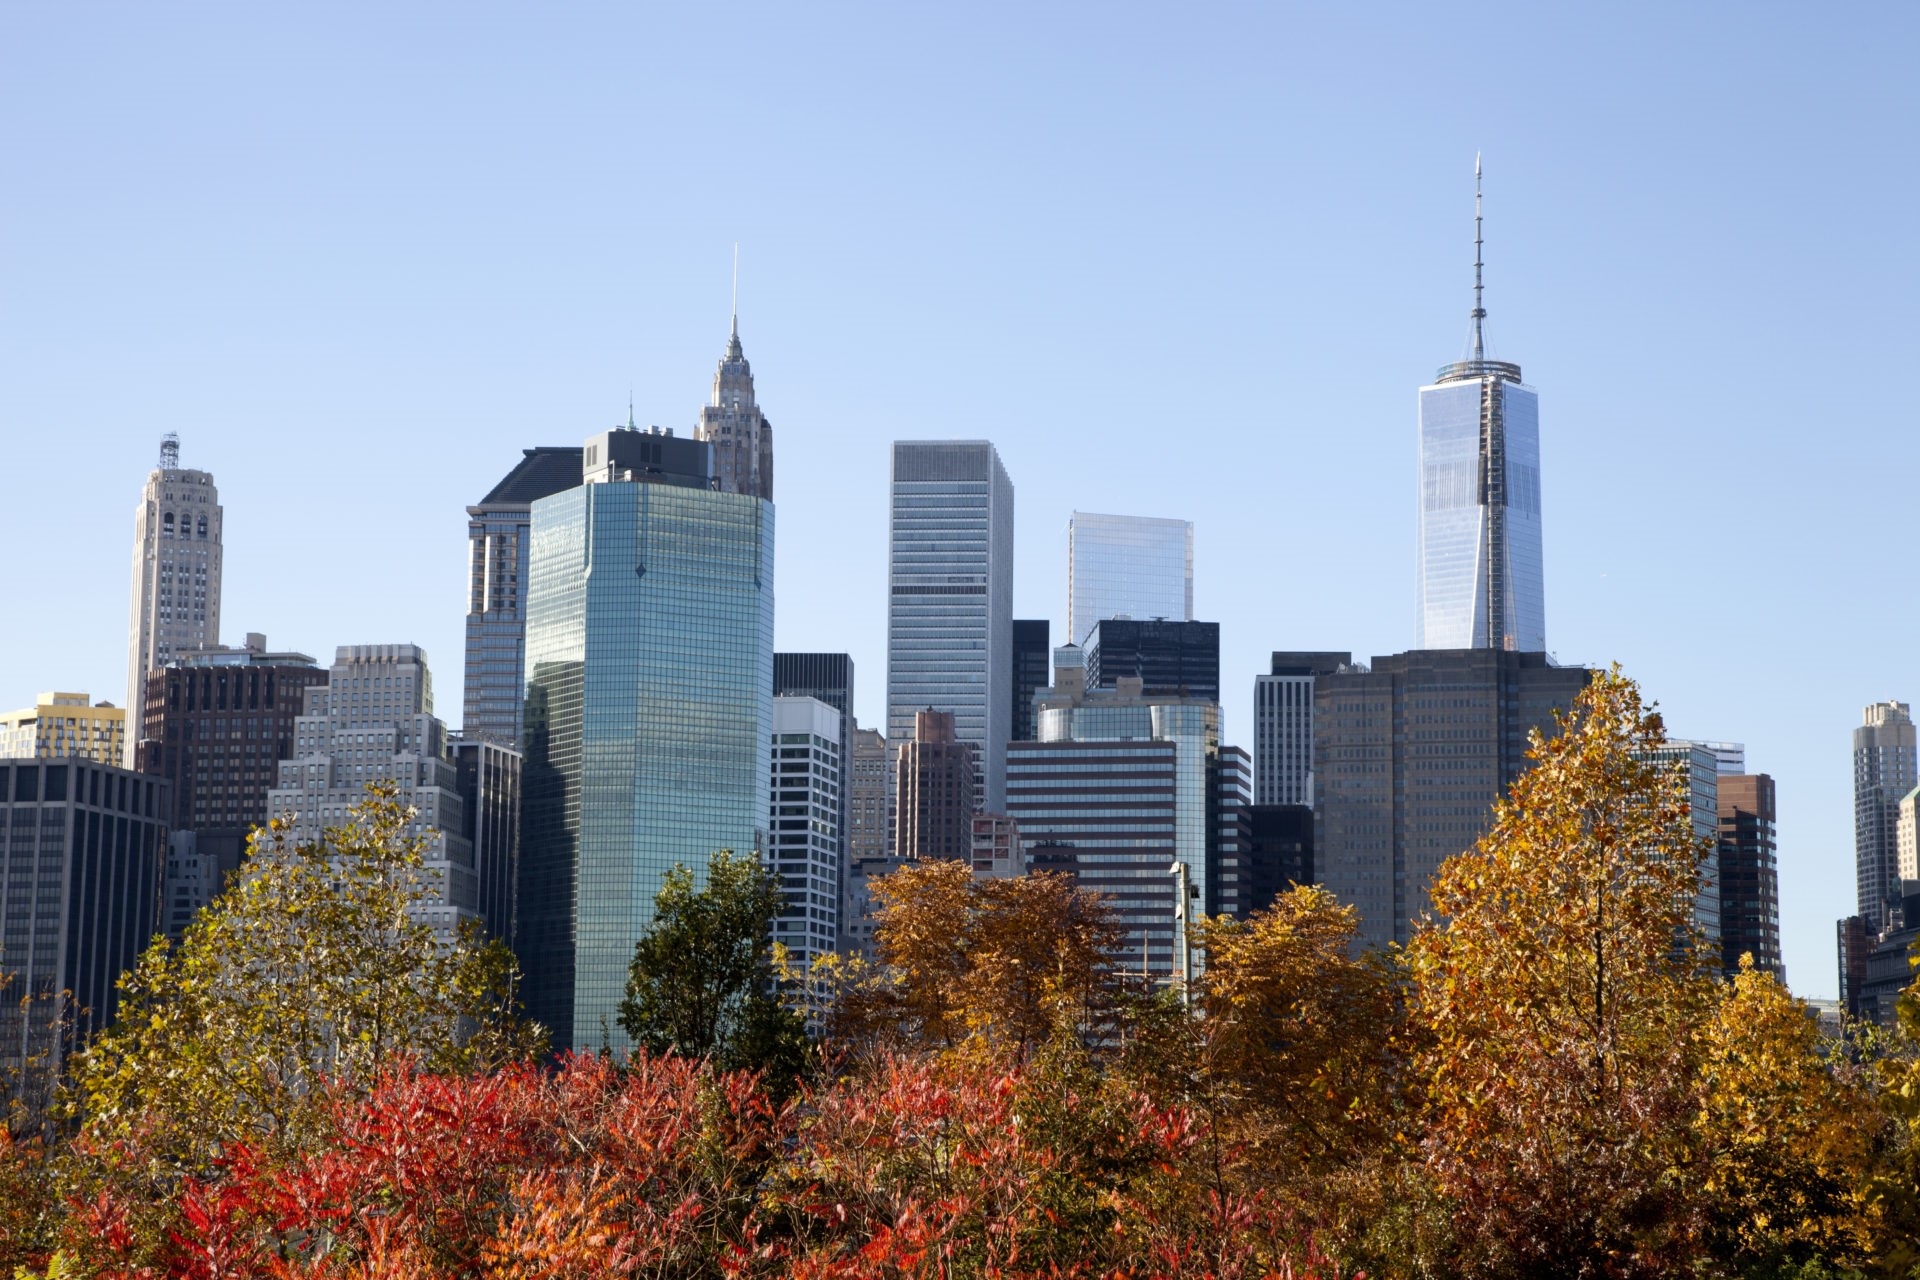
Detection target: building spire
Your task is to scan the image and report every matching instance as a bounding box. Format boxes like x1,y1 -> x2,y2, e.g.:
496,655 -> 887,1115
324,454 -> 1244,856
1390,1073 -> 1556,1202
730,243 -> 739,341
627,391 -> 636,431
1471,153 -> 1486,361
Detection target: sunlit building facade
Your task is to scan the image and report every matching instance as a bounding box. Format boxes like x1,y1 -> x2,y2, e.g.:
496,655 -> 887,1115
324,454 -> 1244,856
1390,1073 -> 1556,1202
0,695 -> 125,765
520,428 -> 774,1052
125,434 -> 222,763
1066,512 -> 1192,646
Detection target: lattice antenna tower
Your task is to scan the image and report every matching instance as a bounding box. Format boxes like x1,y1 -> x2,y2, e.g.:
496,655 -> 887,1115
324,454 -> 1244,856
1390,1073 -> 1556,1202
1471,152 -> 1486,361
158,432 -> 180,471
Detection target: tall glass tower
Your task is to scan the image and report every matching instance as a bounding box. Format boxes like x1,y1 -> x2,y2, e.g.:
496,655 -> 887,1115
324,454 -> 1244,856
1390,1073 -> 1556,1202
1416,159 -> 1545,653
886,441 -> 1014,814
1066,512 -> 1193,647
519,428 -> 774,1052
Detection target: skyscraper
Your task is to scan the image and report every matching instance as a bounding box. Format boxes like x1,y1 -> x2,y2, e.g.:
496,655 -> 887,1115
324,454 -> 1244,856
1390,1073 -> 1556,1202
125,434 -> 222,764
0,694 -> 126,765
1011,620 -> 1050,745
1415,160 -> 1545,653
894,709 -> 976,863
840,726 -> 892,959
773,652 -> 854,879
266,645 -> 506,943
770,696 -> 841,971
1718,772 -> 1782,982
1066,512 -> 1193,646
694,312 -> 774,501
463,446 -> 586,748
1082,619 -> 1219,703
1252,651 -> 1353,807
520,427 -> 774,1052
886,441 -> 1014,813
1854,700 -> 1917,931
1314,648 -> 1590,949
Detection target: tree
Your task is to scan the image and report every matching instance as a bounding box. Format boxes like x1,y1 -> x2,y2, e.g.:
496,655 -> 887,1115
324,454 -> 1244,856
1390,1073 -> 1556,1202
865,860 -> 1126,1055
618,848 -> 807,1078
1405,667 -> 1717,1278
72,785 -> 540,1178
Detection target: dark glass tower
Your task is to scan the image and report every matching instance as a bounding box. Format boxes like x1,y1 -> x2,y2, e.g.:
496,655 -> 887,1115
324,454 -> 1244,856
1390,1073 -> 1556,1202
1011,620 -> 1050,744
1082,619 -> 1219,703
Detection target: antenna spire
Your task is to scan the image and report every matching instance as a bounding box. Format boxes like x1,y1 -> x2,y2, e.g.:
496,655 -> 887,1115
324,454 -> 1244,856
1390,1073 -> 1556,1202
730,243 -> 739,339
1471,153 -> 1486,361
628,390 -> 636,431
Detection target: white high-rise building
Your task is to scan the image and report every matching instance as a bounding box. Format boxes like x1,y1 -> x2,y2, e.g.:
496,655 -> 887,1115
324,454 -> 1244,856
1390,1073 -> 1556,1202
124,434 -> 222,763
770,696 -> 842,972
267,645 -> 494,942
1415,159 -> 1546,654
1066,512 -> 1192,647
886,441 -> 1014,813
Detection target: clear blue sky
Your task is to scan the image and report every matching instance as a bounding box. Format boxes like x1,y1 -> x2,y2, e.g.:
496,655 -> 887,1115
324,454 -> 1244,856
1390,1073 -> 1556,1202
4,3 -> 1915,997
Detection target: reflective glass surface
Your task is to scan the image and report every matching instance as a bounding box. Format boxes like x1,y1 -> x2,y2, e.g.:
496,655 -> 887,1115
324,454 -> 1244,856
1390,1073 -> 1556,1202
1066,513 -> 1192,647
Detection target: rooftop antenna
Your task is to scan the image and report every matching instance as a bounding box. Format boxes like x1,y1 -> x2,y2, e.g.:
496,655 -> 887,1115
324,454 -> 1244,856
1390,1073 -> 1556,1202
627,390 -> 636,431
1471,152 -> 1486,362
730,242 -> 740,339
158,432 -> 180,471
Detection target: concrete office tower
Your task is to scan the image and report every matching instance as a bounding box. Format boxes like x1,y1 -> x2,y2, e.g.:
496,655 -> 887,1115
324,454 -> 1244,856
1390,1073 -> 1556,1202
0,695 -> 125,765
771,697 -> 842,971
840,727 -> 892,957
1011,620 -> 1051,746
137,634 -> 327,940
1253,652 -> 1354,807
1083,619 -> 1219,702
1642,740 -> 1724,946
886,441 -> 1014,813
695,312 -> 774,501
1416,161 -> 1545,653
267,645 -> 502,943
774,653 -> 854,882
125,434 -> 222,763
463,446 -> 586,748
895,709 -> 976,863
1719,772 -> 1782,982
1066,512 -> 1193,646
0,759 -> 168,1088
1007,650 -> 1246,979
1314,649 -> 1591,949
521,427 -> 773,1053
1855,701 -> 1917,931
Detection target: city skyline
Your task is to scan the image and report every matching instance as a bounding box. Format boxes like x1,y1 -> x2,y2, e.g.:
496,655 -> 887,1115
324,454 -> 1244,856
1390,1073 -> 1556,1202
5,5 -> 1916,998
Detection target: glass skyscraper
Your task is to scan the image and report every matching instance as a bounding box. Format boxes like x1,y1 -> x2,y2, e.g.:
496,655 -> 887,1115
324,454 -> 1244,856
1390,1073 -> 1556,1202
1415,161 -> 1545,653
1066,512 -> 1192,647
886,441 -> 1014,814
520,428 -> 773,1052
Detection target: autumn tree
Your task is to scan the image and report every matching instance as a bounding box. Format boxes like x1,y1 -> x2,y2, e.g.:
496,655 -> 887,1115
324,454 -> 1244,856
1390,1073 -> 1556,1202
618,848 -> 807,1079
72,785 -> 540,1178
865,860 -> 1126,1055
1406,667 -> 1718,1278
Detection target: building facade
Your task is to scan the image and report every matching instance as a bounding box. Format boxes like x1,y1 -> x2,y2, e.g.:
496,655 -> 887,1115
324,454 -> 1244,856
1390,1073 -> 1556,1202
1065,511 -> 1192,647
695,320 -> 774,501
520,429 -> 774,1052
840,726 -> 892,958
1314,648 -> 1591,949
125,434 -> 223,762
886,441 -> 1014,813
1006,649 -> 1245,981
1717,772 -> 1782,982
1253,651 -> 1354,807
1415,166 -> 1545,653
1642,740 -> 1724,946
266,645 -> 500,942
773,653 -> 854,885
452,738 -> 523,947
137,634 -> 327,938
0,759 -> 168,1087
971,812 -> 1022,879
1083,619 -> 1219,703
1854,700 -> 1916,932
1011,619 -> 1051,746
463,446 -> 586,748
771,697 -> 841,972
1245,804 -> 1315,911
0,695 -> 125,765
894,709 -> 977,863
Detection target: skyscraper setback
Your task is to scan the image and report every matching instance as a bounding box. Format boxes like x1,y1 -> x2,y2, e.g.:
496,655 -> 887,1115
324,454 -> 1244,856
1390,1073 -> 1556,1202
886,441 -> 1014,813
1415,159 -> 1545,653
125,434 -> 222,764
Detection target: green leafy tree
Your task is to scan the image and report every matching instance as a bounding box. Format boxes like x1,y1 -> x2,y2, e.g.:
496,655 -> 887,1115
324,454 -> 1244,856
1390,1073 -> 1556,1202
618,848 -> 807,1079
72,784 -> 540,1176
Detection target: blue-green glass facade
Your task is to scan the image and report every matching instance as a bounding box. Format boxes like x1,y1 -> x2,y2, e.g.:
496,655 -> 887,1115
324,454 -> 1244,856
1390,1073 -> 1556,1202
520,479 -> 773,1052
